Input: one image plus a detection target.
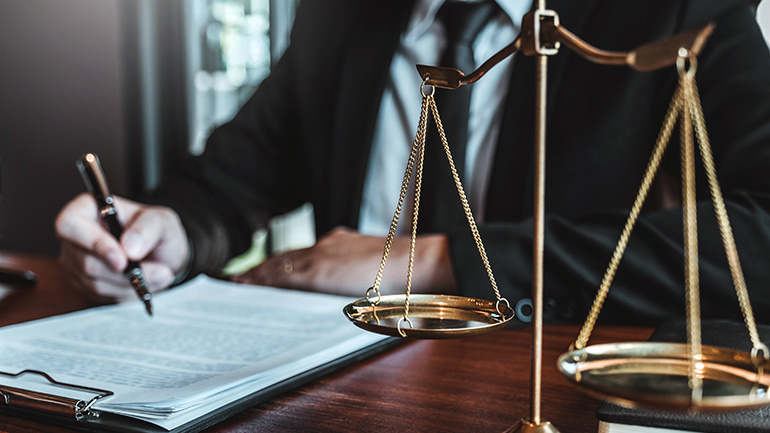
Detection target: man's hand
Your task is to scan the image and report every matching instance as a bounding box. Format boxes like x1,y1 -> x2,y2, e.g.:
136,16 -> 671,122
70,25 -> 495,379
55,193 -> 190,302
232,226 -> 458,297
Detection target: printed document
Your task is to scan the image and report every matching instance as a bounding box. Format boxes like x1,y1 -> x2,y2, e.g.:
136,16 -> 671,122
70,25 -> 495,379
0,275 -> 389,430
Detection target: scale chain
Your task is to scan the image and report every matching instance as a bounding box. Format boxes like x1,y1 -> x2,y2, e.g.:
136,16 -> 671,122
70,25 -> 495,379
427,96 -> 504,304
369,93 -> 431,300
402,95 -> 430,328
681,70 -> 703,397
686,66 -> 767,362
367,80 -> 508,336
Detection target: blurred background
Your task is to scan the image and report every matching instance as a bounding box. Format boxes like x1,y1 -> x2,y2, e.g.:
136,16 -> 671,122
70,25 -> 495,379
0,0 -> 303,258
0,0 -> 769,258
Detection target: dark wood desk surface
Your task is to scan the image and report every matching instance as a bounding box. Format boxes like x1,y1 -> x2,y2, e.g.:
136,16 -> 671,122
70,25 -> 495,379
0,253 -> 654,433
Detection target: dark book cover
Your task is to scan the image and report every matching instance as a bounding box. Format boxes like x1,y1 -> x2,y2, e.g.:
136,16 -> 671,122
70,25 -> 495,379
596,320 -> 770,433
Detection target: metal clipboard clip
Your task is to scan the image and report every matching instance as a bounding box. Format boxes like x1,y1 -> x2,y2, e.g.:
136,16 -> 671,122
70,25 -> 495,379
0,370 -> 114,421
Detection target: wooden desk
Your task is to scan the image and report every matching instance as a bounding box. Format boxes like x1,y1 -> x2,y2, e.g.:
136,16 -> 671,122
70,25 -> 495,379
0,253 -> 653,433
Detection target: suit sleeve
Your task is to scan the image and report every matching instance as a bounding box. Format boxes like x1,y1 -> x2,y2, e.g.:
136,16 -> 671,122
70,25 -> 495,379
144,4 -> 315,278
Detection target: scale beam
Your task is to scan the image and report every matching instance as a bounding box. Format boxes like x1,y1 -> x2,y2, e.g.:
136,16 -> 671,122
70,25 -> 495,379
416,11 -> 713,89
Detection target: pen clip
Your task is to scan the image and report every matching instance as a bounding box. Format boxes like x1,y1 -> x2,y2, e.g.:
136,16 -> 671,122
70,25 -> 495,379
76,153 -> 114,211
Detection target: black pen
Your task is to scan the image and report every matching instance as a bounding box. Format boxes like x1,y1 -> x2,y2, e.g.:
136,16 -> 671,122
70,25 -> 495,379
0,266 -> 37,288
76,153 -> 153,316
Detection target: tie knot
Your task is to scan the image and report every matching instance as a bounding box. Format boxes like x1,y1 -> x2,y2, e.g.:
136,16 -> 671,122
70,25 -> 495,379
438,0 -> 498,47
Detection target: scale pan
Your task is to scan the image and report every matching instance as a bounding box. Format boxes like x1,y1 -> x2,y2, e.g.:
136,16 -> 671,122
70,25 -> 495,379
343,294 -> 514,339
558,342 -> 770,410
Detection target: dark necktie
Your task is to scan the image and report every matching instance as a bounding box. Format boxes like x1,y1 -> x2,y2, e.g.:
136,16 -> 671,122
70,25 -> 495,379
420,0 -> 498,233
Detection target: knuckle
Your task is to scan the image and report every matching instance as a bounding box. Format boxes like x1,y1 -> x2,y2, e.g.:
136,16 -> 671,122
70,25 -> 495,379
329,226 -> 350,237
154,206 -> 182,231
55,193 -> 96,238
90,281 -> 117,300
54,210 -> 76,238
136,205 -> 174,233
144,265 -> 173,291
92,237 -> 114,259
81,255 -> 102,278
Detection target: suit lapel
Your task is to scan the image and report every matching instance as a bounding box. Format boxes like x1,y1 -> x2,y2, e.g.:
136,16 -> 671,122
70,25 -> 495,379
325,1 -> 415,229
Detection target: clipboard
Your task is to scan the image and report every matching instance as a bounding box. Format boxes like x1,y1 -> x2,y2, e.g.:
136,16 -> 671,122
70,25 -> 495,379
0,337 -> 399,433
0,275 -> 402,433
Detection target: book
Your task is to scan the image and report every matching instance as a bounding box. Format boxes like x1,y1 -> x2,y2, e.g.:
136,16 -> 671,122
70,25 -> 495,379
0,275 -> 394,432
596,320 -> 770,433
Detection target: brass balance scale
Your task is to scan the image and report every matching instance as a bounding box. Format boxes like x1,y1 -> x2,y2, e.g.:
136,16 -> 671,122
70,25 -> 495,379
343,2 -> 770,432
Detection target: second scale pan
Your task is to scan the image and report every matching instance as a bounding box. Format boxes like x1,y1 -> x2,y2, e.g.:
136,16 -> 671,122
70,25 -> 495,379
558,342 -> 770,410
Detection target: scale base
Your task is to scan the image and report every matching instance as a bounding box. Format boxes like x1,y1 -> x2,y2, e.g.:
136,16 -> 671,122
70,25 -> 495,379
503,419 -> 560,433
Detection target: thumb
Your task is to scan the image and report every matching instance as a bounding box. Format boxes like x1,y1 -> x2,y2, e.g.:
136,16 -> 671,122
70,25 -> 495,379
118,203 -> 188,274
118,204 -> 167,261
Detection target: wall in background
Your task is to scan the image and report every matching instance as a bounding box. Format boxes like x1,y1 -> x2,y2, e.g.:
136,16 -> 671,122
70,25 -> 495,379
0,0 -> 127,256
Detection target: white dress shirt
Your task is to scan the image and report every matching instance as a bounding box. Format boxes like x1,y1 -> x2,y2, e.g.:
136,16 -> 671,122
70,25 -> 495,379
358,0 -> 531,235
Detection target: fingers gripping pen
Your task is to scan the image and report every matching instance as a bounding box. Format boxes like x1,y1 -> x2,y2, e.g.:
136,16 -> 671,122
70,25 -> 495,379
76,153 -> 153,316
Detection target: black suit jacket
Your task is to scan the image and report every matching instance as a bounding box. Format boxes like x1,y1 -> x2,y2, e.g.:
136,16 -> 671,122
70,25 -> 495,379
152,0 -> 770,325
